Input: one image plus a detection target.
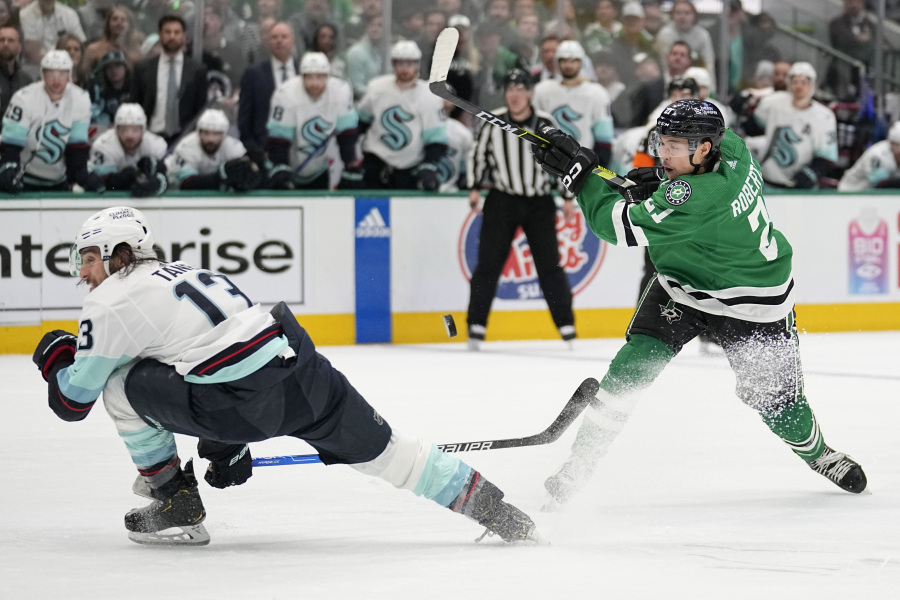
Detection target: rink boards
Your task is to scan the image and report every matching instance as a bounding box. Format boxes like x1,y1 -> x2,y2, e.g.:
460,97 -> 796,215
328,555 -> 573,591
1,191 -> 899,352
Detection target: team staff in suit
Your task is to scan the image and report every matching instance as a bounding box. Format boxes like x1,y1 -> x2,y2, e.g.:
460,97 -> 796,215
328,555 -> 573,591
237,21 -> 298,159
131,15 -> 208,143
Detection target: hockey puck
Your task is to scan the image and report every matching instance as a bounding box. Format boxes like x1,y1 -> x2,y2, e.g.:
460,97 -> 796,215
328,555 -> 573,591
442,314 -> 458,338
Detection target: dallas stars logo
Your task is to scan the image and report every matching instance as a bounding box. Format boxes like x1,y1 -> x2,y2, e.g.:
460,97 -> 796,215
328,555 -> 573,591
664,180 -> 691,205
659,299 -> 683,323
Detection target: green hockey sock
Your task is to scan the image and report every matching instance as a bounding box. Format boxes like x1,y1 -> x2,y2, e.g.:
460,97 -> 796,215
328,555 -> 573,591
760,397 -> 825,461
599,334 -> 674,396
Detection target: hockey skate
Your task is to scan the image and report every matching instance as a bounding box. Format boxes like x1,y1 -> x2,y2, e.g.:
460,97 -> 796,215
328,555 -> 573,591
125,459 -> 210,546
807,445 -> 867,493
467,325 -> 485,351
450,472 -> 540,543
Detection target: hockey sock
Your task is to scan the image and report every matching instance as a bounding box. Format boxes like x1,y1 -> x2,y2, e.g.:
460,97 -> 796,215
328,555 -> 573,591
599,334 -> 674,396
759,397 -> 825,461
119,425 -> 178,470
137,455 -> 183,495
570,388 -> 638,464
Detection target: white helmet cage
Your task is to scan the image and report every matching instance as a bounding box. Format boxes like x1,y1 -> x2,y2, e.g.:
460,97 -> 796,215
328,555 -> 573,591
70,207 -> 157,276
300,52 -> 331,74
41,49 -> 73,79
391,40 -> 422,61
197,108 -> 230,133
114,103 -> 147,128
555,40 -> 585,62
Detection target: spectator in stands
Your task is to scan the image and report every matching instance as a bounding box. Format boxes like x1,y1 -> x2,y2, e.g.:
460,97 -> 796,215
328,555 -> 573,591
134,0 -> 189,37
311,22 -> 345,78
84,6 -> 145,73
749,62 -> 839,189
19,0 -> 85,68
266,52 -> 360,190
592,50 -> 624,104
77,0 -> 115,42
88,50 -> 133,133
132,16 -> 209,144
514,11 -> 542,71
0,0 -> 11,27
827,0 -> 876,100
165,108 -> 262,191
88,102 -> 168,197
417,8 -> 448,79
345,12 -> 386,101
238,21 -> 297,159
654,0 -> 715,90
473,20 -> 526,111
481,0 -> 519,50
545,0 -> 580,42
0,25 -> 32,130
641,0 -> 667,38
290,0 -> 336,56
249,0 -> 283,57
712,0 -> 781,96
619,40 -> 692,128
56,34 -> 86,88
838,121 -> 900,190
396,6 -> 425,44
209,0 -> 260,64
607,1 -> 657,88
535,35 -> 560,81
583,0 -> 621,55
357,40 -> 448,191
202,5 -> 249,91
345,0 -> 384,47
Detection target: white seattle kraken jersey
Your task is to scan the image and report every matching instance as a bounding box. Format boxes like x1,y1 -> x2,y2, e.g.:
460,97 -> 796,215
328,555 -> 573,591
358,75 -> 448,170
58,261 -> 288,406
1,81 -> 91,186
838,140 -> 900,191
88,129 -> 167,175
532,79 -> 613,149
751,92 -> 838,187
439,117 -> 474,193
165,132 -> 247,187
266,76 -> 357,182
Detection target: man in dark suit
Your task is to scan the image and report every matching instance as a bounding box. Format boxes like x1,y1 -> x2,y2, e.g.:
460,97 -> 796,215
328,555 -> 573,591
131,15 -> 209,143
237,21 -> 298,158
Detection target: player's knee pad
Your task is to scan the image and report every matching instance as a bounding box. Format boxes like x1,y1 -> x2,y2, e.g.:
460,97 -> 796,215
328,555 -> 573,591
103,360 -> 146,432
601,334 -> 674,395
351,432 -> 431,491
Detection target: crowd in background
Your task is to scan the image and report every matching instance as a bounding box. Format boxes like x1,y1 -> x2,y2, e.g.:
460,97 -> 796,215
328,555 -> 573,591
0,0 -> 898,195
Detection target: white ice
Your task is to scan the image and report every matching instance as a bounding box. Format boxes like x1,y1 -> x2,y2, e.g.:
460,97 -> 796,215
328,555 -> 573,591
2,332 -> 898,599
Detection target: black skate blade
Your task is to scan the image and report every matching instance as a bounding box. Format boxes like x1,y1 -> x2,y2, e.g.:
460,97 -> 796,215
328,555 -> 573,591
128,524 -> 211,546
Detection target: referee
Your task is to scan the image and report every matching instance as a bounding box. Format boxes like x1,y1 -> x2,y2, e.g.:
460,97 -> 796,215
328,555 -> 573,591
465,68 -> 576,350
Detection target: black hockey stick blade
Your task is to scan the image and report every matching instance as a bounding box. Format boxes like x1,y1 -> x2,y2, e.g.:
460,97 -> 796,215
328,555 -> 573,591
251,377 -> 600,467
428,28 -> 633,189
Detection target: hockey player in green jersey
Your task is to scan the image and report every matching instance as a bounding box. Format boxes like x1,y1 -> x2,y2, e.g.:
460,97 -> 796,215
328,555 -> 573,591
532,99 -> 867,505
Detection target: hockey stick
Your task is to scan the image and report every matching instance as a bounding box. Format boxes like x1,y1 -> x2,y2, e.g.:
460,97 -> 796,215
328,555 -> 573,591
428,27 -> 634,189
251,377 -> 600,467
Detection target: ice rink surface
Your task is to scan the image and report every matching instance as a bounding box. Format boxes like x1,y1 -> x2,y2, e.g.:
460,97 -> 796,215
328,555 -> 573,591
2,332 -> 898,599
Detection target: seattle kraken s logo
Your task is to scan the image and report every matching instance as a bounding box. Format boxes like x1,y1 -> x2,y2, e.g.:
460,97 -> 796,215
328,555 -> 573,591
552,106 -> 582,141
35,120 -> 70,164
300,117 -> 332,153
771,126 -> 802,168
380,106 -> 413,150
437,146 -> 458,183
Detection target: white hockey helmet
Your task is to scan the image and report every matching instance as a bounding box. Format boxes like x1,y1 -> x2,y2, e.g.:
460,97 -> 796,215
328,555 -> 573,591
114,103 -> 147,128
196,108 -> 230,133
71,206 -> 156,276
684,66 -> 711,89
888,121 -> 900,144
788,61 -> 817,86
555,40 -> 585,62
300,52 -> 331,75
41,49 -> 73,76
391,40 -> 422,62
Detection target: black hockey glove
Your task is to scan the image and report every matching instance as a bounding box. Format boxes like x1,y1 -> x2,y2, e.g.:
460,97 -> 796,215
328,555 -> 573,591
33,330 -> 77,381
82,172 -> 107,193
136,156 -> 164,177
131,171 -> 168,197
792,166 -> 818,189
221,155 -> 263,192
0,161 -> 22,193
268,164 -> 296,190
417,162 -> 440,192
532,125 -> 598,195
622,166 -> 665,204
202,443 -> 253,489
337,163 -> 365,190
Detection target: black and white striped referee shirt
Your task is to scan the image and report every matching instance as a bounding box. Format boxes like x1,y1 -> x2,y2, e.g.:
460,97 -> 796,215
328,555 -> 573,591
466,107 -> 562,198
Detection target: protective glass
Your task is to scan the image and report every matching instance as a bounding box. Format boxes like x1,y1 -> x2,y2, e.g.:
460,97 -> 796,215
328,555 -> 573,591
68,244 -> 81,277
648,130 -> 698,158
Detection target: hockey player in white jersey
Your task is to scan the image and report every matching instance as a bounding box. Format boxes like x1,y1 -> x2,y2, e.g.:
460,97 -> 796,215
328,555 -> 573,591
838,120 -> 900,191
89,103 -> 168,197
266,51 -> 361,190
33,206 -> 540,546
749,62 -> 838,188
357,40 -> 448,191
165,108 -> 262,191
439,91 -> 474,193
532,40 -> 614,168
0,50 -> 105,193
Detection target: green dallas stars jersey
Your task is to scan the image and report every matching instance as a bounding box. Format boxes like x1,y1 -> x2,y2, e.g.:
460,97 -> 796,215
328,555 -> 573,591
577,129 -> 795,323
